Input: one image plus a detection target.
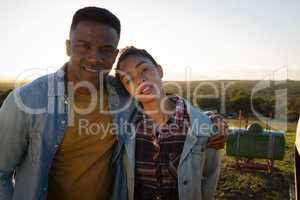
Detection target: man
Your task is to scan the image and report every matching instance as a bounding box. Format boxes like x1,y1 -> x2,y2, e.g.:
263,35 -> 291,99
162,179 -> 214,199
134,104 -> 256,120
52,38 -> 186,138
0,6 -> 226,200
0,7 -> 130,200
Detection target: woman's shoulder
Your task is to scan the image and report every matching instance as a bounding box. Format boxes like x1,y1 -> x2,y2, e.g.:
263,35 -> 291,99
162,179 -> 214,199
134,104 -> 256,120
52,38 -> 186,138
181,98 -> 213,136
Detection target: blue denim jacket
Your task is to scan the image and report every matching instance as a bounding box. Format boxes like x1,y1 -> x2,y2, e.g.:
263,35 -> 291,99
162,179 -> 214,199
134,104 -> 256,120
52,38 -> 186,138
0,66 -> 131,200
113,100 -> 221,200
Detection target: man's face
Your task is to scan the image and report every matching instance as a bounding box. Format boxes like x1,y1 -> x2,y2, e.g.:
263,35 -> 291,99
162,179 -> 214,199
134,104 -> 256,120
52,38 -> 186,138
118,55 -> 163,103
66,21 -> 119,88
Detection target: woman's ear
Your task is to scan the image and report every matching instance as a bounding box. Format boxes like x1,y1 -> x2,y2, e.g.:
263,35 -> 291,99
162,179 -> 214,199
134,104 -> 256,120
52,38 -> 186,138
156,64 -> 163,78
66,40 -> 71,56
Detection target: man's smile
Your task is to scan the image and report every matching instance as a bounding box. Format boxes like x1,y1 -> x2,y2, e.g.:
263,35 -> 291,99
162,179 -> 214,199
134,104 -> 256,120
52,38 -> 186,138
82,65 -> 104,73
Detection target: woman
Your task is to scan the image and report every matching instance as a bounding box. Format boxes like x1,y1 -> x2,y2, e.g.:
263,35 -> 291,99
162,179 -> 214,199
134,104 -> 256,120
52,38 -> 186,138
113,46 -> 227,200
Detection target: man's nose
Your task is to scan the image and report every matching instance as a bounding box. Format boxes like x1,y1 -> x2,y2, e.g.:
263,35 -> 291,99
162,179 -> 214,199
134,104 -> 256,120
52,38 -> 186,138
87,51 -> 103,63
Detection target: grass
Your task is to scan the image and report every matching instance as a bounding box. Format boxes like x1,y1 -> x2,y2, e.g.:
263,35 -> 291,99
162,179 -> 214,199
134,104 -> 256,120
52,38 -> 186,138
216,119 -> 296,200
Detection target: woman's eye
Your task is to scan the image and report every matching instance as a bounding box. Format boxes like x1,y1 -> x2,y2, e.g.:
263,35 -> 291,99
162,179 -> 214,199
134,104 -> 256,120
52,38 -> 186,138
142,67 -> 149,72
125,79 -> 132,85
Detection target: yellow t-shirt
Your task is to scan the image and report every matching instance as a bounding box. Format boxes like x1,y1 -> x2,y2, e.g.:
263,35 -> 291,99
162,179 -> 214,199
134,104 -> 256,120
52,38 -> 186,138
48,90 -> 116,200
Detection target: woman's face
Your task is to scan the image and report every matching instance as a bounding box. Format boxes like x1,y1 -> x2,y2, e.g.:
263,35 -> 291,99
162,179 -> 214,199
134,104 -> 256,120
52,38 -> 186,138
117,55 -> 163,103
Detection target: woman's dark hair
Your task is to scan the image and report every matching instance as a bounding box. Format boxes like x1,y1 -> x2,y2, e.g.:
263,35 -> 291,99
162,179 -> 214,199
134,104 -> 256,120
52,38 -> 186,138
115,46 -> 158,80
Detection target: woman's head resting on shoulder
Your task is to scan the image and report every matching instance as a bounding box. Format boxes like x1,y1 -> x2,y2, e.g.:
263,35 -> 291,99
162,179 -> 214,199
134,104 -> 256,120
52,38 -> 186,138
115,46 -> 164,104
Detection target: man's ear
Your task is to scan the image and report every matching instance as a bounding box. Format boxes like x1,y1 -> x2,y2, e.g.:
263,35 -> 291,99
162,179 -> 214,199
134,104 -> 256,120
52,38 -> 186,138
156,64 -> 163,78
66,40 -> 71,56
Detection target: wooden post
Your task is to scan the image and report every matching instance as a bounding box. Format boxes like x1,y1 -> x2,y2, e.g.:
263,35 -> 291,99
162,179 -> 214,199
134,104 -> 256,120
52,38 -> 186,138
238,110 -> 242,130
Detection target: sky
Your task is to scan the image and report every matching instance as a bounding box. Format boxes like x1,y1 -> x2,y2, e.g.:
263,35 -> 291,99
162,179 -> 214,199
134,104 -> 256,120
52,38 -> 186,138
0,0 -> 299,81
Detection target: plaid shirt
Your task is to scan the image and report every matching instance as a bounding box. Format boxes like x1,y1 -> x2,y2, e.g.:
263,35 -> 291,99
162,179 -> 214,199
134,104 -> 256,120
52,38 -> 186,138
134,96 -> 190,200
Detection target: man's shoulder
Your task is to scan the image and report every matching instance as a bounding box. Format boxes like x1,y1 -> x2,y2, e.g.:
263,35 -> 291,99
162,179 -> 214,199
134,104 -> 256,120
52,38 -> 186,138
1,74 -> 54,113
16,74 -> 51,98
106,75 -> 121,89
105,75 -> 129,97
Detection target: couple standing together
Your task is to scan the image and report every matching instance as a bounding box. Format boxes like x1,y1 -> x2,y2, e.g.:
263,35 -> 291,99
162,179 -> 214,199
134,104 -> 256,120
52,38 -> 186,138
0,6 -> 228,200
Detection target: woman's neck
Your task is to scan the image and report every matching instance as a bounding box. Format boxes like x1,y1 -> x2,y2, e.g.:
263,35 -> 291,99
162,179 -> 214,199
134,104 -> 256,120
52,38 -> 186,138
141,94 -> 175,125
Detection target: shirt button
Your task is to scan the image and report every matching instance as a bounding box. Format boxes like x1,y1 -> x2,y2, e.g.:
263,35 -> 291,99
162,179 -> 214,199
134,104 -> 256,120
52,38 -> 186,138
61,120 -> 66,124
183,180 -> 188,185
43,187 -> 47,191
52,144 -> 59,152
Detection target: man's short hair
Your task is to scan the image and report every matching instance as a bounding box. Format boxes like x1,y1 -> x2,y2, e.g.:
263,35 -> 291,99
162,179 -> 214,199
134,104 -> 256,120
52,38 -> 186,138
115,46 -> 158,80
71,7 -> 121,36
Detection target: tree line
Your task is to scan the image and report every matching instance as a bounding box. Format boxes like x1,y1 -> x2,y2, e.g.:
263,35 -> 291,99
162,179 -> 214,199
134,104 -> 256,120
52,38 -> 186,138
1,80 -> 299,122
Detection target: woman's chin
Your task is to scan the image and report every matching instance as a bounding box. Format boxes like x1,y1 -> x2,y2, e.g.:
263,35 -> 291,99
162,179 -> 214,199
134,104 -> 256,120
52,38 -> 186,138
135,94 -> 159,104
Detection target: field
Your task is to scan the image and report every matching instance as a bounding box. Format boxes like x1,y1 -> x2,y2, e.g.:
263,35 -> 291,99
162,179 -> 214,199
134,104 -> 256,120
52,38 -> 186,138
164,80 -> 300,122
0,80 -> 20,92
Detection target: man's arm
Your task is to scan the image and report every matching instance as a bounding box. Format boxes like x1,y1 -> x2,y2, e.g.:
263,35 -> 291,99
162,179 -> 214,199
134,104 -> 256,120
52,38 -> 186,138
206,113 -> 229,150
201,148 -> 221,200
206,134 -> 227,150
0,91 -> 28,200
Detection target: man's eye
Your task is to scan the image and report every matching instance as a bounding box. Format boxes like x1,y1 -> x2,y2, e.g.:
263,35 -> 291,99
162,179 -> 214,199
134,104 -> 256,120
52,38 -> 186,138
99,48 -> 114,55
77,44 -> 89,51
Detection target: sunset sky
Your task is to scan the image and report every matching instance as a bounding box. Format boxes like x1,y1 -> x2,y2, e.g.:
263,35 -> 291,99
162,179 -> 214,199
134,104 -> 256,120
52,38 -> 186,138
1,0 -> 299,81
